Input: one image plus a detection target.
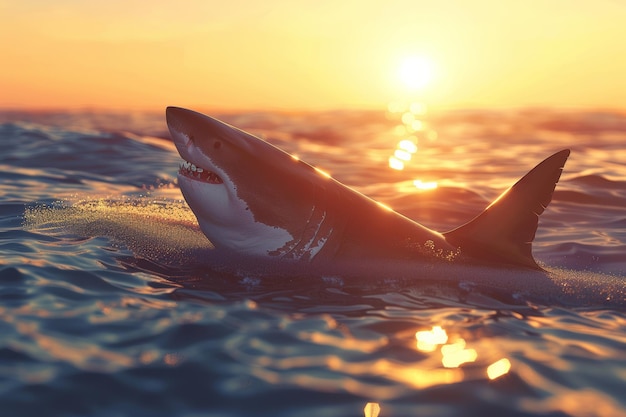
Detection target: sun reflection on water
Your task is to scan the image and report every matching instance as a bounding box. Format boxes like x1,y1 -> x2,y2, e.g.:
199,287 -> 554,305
415,325 -> 448,352
414,326 -> 510,378
441,339 -> 478,368
394,149 -> 412,162
361,325 -> 512,414
386,101 -> 439,191
487,358 -> 512,380
363,402 -> 381,417
413,180 -> 438,191
398,139 -> 418,153
388,156 -> 406,171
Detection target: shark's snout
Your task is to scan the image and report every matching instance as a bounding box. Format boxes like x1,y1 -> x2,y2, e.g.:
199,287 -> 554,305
166,106 -> 255,155
165,106 -> 188,135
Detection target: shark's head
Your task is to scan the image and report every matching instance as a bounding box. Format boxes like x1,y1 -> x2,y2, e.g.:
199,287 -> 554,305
166,106 -> 333,259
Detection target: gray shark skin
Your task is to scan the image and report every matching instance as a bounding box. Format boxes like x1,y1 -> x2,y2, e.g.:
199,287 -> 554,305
166,106 -> 624,307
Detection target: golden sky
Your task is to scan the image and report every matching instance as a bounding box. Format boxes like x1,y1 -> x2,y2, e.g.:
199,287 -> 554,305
1,0 -> 625,111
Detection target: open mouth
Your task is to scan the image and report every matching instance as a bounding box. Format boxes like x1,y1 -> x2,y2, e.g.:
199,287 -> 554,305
179,160 -> 223,184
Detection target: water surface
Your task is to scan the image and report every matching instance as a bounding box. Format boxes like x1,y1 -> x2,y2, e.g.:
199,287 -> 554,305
1,107 -> 625,416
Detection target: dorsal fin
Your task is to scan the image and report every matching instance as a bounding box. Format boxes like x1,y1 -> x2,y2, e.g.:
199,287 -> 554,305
443,149 -> 570,269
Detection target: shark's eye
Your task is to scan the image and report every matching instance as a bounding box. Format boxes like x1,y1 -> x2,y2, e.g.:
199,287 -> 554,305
214,141 -> 222,149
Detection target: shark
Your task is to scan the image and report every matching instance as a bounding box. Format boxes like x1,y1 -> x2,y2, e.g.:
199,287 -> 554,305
165,107 -> 625,307
166,106 -> 566,269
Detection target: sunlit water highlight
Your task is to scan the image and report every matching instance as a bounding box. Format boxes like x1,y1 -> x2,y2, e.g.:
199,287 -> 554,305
1,109 -> 625,416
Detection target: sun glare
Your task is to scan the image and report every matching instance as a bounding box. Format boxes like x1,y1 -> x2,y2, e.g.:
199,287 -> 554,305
398,56 -> 434,90
414,180 -> 438,191
314,166 -> 331,178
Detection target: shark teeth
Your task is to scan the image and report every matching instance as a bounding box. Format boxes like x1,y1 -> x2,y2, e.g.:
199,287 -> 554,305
179,160 -> 223,184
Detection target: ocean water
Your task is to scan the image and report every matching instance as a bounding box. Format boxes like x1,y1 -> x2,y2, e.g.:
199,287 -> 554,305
0,107 -> 625,417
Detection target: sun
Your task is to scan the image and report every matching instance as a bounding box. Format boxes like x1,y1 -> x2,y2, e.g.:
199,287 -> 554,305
398,56 -> 434,90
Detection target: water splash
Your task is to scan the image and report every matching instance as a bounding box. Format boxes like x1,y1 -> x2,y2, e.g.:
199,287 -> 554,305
24,197 -> 213,265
